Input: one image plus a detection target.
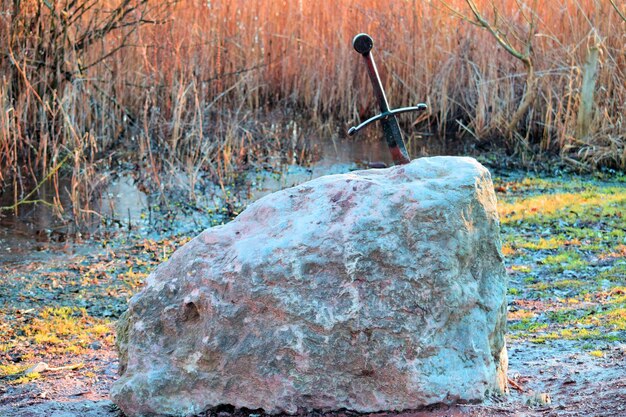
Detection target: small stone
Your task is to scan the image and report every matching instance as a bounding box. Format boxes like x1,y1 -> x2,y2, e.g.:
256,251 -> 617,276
526,392 -> 552,406
368,161 -> 388,169
25,362 -> 48,375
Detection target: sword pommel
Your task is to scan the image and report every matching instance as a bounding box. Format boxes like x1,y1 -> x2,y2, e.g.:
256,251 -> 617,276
353,33 -> 373,55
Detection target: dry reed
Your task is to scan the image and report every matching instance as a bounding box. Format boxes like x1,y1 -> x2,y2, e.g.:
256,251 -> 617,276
1,0 -> 625,220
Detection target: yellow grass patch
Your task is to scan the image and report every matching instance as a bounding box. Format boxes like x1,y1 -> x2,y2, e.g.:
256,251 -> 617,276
501,243 -> 516,256
508,310 -> 536,321
22,307 -> 113,352
498,191 -> 626,223
518,238 -> 582,251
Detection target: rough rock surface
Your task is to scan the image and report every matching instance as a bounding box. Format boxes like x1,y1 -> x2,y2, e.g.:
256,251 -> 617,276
112,156 -> 508,417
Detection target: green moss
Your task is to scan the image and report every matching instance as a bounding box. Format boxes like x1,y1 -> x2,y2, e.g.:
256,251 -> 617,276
518,237 -> 580,250
508,318 -> 548,333
596,262 -> 626,283
530,279 -> 587,292
544,308 -> 590,323
9,372 -> 41,385
531,328 -> 606,343
0,363 -> 29,378
540,251 -> 589,271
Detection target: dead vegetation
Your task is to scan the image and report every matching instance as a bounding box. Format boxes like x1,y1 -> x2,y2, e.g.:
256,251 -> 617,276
1,0 -> 625,221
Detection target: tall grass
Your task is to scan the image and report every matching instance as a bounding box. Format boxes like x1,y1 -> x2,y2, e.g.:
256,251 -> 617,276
1,0 -> 625,220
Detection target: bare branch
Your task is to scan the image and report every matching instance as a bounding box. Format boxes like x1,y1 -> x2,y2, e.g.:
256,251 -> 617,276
464,0 -> 528,62
609,0 -> 626,22
440,0 -> 539,136
437,0 -> 483,27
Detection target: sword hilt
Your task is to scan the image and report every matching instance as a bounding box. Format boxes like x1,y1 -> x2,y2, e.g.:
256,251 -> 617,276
349,33 -> 428,165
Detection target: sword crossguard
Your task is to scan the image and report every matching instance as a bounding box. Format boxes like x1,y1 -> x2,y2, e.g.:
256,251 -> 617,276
348,104 -> 428,137
349,33 -> 428,165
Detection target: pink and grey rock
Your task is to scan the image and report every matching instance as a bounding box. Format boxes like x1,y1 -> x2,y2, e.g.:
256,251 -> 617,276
112,156 -> 508,417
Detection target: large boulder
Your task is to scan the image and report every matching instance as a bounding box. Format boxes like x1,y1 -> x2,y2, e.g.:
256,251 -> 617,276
112,156 -> 508,417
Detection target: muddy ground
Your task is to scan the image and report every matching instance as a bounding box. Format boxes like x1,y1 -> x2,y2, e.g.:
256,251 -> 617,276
1,169 -> 625,417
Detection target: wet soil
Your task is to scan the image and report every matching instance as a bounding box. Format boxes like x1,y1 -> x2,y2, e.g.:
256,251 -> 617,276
1,144 -> 624,417
2,337 -> 624,416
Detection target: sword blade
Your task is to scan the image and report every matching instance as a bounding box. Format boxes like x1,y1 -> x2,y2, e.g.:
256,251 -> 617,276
381,115 -> 411,165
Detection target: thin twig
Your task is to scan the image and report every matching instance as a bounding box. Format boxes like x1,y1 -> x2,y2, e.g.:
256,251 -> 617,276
0,153 -> 71,212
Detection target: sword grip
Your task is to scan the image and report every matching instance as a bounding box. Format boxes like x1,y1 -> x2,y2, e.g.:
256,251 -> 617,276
353,34 -> 391,113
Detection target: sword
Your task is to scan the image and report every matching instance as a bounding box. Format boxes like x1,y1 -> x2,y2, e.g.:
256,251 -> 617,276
348,33 -> 427,165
